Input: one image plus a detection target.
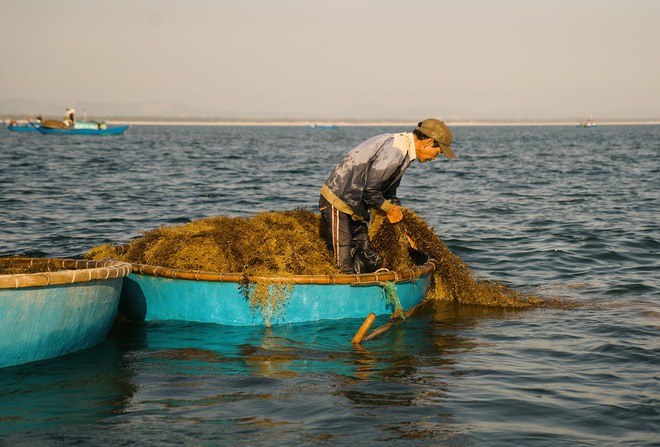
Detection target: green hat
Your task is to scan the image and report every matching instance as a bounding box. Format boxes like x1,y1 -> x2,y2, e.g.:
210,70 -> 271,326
416,118 -> 455,158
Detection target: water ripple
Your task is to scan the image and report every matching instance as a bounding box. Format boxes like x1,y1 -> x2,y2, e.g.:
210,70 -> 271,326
1,124 -> 659,445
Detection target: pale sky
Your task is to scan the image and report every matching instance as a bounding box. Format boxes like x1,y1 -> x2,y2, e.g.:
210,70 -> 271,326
2,0 -> 659,120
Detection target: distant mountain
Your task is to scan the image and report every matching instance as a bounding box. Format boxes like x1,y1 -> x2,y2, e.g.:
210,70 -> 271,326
0,99 -> 222,119
0,99 -> 62,117
1,98 -> 657,122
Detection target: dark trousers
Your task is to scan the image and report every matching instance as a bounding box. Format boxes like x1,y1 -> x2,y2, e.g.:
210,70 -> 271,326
319,195 -> 382,274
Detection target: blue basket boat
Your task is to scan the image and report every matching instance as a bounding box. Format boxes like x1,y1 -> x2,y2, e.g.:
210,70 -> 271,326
119,260 -> 437,326
0,258 -> 132,368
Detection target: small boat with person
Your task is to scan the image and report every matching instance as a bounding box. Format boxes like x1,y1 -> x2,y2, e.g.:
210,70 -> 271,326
87,209 -> 441,328
10,110 -> 131,135
0,257 -> 131,368
38,119 -> 129,135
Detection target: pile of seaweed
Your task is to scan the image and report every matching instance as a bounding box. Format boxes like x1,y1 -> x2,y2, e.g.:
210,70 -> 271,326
87,208 -> 550,308
88,209 -> 337,276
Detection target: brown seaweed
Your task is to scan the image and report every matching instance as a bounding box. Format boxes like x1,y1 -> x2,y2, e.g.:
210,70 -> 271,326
87,208 -> 564,309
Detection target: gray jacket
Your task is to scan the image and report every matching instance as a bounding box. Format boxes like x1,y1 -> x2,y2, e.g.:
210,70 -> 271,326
320,132 -> 416,221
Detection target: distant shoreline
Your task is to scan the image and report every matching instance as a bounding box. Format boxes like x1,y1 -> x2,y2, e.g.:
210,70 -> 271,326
110,119 -> 660,127
4,117 -> 660,127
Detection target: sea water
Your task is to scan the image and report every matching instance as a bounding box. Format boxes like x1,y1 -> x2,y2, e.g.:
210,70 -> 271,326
0,124 -> 658,446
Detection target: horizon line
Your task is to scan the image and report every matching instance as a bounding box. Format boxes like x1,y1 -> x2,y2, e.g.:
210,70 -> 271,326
3,115 -> 660,127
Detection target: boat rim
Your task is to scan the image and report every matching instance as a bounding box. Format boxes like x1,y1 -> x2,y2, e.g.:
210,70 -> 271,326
127,259 -> 437,285
0,258 -> 132,289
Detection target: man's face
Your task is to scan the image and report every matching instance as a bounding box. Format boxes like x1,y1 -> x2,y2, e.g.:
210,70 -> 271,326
416,138 -> 441,163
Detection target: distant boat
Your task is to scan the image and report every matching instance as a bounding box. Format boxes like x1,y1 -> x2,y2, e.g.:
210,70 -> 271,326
7,121 -> 41,132
37,120 -> 130,136
577,115 -> 596,128
309,124 -> 338,129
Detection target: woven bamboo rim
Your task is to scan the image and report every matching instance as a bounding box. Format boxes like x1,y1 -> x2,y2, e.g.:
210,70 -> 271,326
128,259 -> 437,285
0,258 -> 132,289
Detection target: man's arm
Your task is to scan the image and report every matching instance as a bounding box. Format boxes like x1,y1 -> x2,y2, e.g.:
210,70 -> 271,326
362,146 -> 405,213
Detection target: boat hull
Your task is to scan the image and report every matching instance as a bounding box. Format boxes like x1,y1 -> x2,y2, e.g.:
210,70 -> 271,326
0,281 -> 123,368
7,123 -> 40,132
37,125 -> 129,135
120,266 -> 434,326
0,258 -> 131,368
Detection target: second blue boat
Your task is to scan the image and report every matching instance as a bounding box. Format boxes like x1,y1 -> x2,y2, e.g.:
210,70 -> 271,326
0,258 -> 132,368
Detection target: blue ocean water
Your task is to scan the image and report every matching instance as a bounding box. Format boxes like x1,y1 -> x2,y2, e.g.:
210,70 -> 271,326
0,124 -> 658,446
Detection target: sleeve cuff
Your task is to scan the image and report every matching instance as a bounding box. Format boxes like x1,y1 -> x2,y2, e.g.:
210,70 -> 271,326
380,200 -> 392,212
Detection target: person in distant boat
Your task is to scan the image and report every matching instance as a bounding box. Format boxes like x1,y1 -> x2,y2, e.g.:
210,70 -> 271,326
65,108 -> 76,128
319,118 -> 456,274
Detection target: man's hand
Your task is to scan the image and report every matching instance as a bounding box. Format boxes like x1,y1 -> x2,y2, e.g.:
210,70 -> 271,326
386,204 -> 403,223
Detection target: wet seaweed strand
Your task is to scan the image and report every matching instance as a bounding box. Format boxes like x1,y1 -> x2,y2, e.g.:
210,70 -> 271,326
370,209 -> 549,308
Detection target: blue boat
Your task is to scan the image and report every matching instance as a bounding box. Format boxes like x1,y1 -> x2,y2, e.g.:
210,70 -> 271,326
37,122 -> 130,136
119,260 -> 437,326
0,258 -> 132,368
7,121 -> 41,132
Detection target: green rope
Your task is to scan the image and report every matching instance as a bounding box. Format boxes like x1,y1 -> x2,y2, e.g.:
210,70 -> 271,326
383,281 -> 404,319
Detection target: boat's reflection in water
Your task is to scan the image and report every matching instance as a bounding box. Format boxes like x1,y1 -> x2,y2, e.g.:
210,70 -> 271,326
0,301 -> 509,442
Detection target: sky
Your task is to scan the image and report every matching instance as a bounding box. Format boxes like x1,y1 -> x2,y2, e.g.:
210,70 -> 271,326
2,0 -> 659,120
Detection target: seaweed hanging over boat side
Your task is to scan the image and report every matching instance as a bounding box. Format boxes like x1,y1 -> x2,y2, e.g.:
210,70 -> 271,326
371,209 -> 549,308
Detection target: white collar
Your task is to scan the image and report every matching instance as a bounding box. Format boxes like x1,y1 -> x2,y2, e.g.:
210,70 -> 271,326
392,132 -> 416,161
